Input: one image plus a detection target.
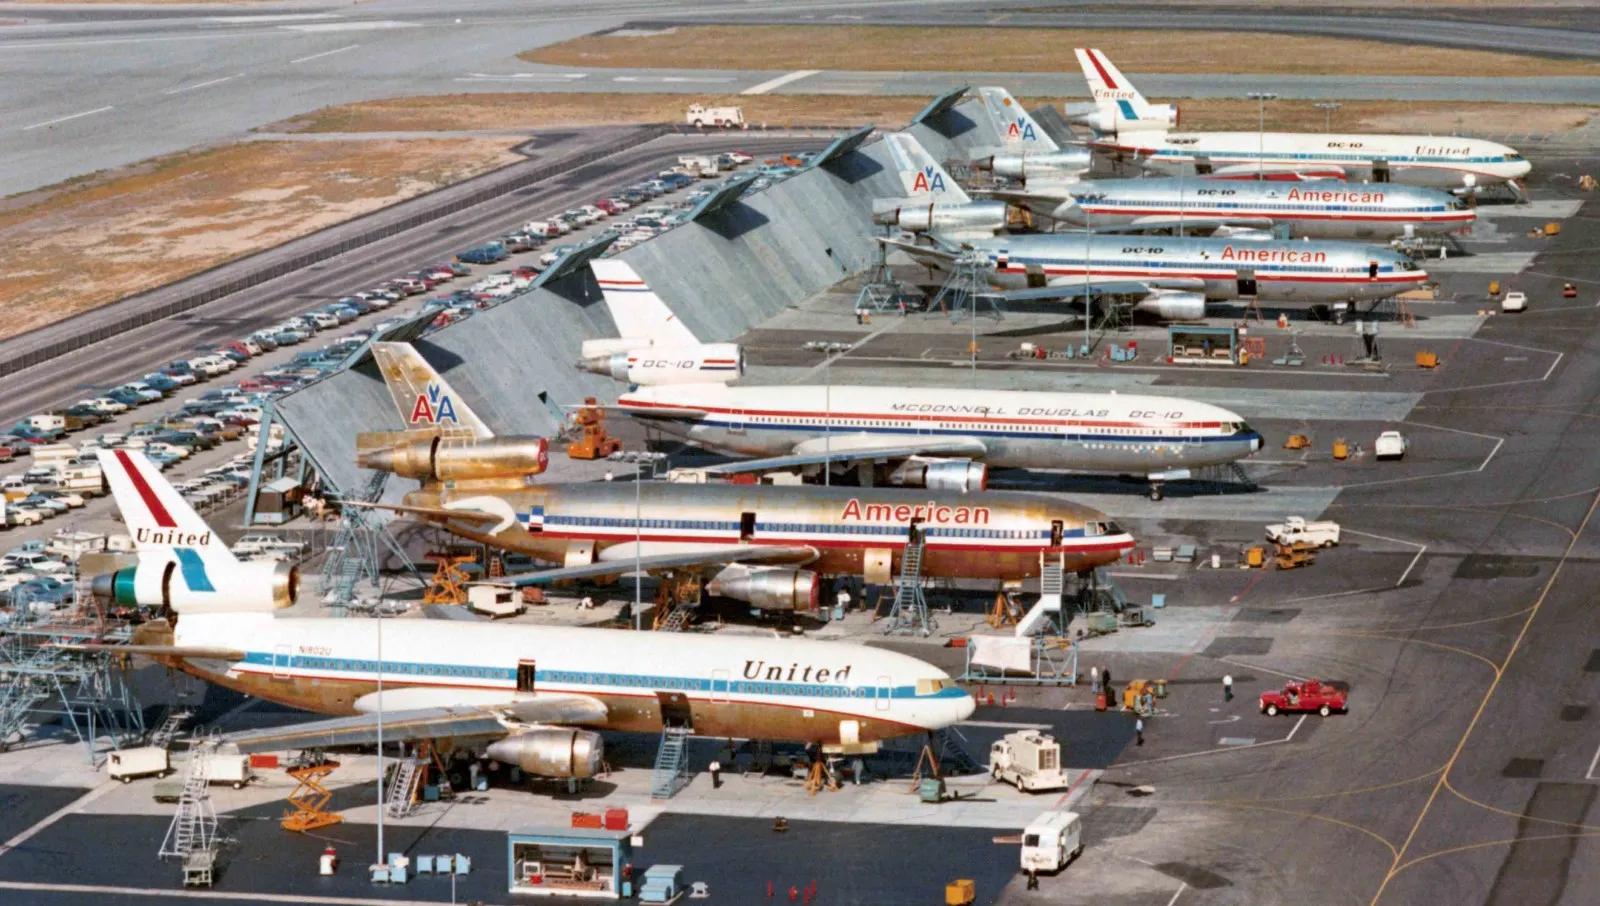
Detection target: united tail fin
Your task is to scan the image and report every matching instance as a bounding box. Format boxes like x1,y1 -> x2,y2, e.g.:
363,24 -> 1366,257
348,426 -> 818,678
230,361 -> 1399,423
371,342 -> 494,440
589,260 -> 700,346
98,448 -> 237,566
1075,48 -> 1156,125
976,87 -> 1059,153
884,132 -> 971,205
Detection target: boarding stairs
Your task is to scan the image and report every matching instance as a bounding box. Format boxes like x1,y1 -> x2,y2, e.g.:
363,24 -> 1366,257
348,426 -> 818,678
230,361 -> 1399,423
159,740 -> 221,861
650,726 -> 693,800
1015,556 -> 1066,637
1091,567 -> 1129,615
385,753 -> 425,818
1192,461 -> 1257,494
657,601 -> 696,632
883,538 -> 935,637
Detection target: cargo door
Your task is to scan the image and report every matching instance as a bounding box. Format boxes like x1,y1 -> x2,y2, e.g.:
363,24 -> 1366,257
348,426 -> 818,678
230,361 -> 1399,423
1236,268 -> 1258,297
517,659 -> 536,693
1371,159 -> 1390,183
657,691 -> 693,730
728,409 -> 746,435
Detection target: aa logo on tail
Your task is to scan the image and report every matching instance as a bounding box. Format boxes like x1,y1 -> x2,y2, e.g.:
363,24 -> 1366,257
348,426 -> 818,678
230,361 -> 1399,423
410,383 -> 459,425
1007,120 -> 1038,142
910,166 -> 946,194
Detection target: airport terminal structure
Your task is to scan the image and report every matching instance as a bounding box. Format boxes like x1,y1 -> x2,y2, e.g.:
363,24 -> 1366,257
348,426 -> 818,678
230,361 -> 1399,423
0,3 -> 1598,906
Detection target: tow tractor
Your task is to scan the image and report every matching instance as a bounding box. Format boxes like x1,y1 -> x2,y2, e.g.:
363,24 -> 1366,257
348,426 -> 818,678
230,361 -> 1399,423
1260,680 -> 1348,717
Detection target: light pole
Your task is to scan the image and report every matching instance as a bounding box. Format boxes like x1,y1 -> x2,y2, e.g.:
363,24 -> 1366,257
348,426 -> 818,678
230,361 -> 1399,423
1246,92 -> 1278,181
1314,102 -> 1342,134
375,608 -> 384,867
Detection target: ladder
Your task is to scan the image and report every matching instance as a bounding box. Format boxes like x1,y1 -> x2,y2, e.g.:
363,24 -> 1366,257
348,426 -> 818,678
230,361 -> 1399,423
385,754 -> 424,818
148,706 -> 193,750
160,741 -> 219,861
0,680 -> 47,752
1015,556 -> 1066,637
930,727 -> 985,776
650,726 -> 693,800
883,537 -> 936,637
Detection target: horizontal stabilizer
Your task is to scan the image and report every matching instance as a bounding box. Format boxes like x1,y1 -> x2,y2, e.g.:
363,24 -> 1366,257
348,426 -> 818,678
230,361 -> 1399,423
343,501 -> 503,526
49,643 -> 246,661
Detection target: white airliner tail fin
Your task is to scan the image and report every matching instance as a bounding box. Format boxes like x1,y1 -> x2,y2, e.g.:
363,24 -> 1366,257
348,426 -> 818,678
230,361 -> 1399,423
976,87 -> 1059,153
589,259 -> 700,347
371,342 -> 494,440
884,132 -> 971,205
1075,48 -> 1156,123
99,448 -> 237,566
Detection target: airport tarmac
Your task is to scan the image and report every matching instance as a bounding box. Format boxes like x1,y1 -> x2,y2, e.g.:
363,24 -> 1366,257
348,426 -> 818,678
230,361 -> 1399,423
2,82 -> 1599,906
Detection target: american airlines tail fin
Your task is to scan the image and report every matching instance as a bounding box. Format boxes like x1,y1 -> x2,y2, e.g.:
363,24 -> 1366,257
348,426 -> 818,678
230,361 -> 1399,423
96,448 -> 297,614
884,132 -> 971,205
371,342 -> 494,440
589,260 -> 700,347
976,87 -> 1060,153
1073,48 -> 1180,134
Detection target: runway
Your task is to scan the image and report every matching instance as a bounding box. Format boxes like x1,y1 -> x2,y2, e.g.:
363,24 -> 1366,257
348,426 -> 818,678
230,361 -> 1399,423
0,0 -> 1594,197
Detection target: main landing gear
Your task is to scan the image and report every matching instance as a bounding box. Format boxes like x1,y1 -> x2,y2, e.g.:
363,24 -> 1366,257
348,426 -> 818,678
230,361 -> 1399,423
1148,481 -> 1165,502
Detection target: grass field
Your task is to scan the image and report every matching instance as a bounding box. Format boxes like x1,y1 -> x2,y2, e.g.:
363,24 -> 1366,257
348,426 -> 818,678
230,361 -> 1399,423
276,92 -> 1596,137
0,138 -> 518,340
521,25 -> 1600,77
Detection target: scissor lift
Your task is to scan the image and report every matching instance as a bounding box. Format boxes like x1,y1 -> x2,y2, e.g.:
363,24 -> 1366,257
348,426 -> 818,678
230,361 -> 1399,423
282,757 -> 344,833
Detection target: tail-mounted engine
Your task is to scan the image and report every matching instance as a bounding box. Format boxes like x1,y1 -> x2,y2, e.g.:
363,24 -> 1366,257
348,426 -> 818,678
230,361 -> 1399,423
874,200 -> 1008,237
577,342 -> 743,386
357,434 -> 549,482
92,559 -> 298,613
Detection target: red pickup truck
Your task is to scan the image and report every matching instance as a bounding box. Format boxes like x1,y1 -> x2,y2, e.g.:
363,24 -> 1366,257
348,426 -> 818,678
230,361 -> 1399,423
1260,680 -> 1347,717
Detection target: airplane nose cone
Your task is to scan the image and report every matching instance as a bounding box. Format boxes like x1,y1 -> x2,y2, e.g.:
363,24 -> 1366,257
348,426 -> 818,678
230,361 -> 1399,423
955,689 -> 977,723
1250,433 -> 1264,452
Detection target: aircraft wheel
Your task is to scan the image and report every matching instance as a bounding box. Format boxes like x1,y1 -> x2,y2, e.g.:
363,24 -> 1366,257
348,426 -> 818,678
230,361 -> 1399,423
1149,484 -> 1164,501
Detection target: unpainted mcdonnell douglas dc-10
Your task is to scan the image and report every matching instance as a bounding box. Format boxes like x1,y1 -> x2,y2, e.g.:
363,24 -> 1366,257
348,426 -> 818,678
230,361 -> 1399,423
82,450 -> 976,766
358,344 -> 1136,611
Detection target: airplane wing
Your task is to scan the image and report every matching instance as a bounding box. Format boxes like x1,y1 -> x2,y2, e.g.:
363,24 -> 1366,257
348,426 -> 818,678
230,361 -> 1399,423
698,436 -> 989,476
501,545 -> 817,587
980,188 -> 1071,208
342,501 -> 503,526
1202,162 -> 1347,182
874,236 -> 972,269
49,643 -> 246,661
220,695 -> 611,753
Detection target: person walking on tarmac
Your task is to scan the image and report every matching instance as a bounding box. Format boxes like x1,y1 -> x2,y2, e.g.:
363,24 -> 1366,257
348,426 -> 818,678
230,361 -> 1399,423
1026,868 -> 1039,890
1102,665 -> 1113,700
1135,717 -> 1145,746
1090,666 -> 1101,699
709,758 -> 723,790
1223,674 -> 1234,703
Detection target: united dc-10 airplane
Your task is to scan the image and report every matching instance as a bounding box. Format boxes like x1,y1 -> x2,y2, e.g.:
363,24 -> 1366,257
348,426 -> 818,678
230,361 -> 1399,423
582,261 -> 1262,500
987,177 -> 1476,241
1074,48 -> 1531,192
82,449 -> 976,767
360,343 -> 1136,611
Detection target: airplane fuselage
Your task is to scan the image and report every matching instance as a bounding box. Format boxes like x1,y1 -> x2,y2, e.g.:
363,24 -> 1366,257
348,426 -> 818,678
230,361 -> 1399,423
963,233 -> 1427,304
1060,178 -> 1475,240
1091,131 -> 1530,189
166,614 -> 973,745
618,385 -> 1263,477
405,481 -> 1135,581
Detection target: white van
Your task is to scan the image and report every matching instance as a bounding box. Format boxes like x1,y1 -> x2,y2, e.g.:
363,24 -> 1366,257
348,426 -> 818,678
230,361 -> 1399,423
1020,811 -> 1083,874
1501,291 -> 1527,313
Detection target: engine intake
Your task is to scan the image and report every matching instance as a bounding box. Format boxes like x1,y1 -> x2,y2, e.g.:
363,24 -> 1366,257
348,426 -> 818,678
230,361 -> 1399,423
357,435 -> 548,482
888,459 -> 988,494
577,343 -> 743,386
485,728 -> 604,779
707,565 -> 819,611
91,559 -> 297,613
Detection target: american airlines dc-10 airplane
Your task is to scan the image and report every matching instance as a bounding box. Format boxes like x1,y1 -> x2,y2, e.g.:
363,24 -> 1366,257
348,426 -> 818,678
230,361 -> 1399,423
360,344 -> 1136,610
582,261 -> 1261,499
84,450 -> 976,766
1074,48 -> 1531,191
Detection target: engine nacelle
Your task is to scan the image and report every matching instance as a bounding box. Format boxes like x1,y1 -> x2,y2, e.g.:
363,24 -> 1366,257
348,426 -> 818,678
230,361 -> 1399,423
1066,105 -> 1178,134
578,343 -> 743,386
887,459 -> 988,494
357,435 -> 549,482
877,201 -> 1007,237
92,559 -> 298,613
980,149 -> 1093,181
707,565 -> 820,611
484,728 -> 604,779
1134,290 -> 1208,322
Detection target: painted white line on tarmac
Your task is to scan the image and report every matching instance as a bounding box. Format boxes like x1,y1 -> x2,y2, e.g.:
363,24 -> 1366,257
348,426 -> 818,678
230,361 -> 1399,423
1587,741 -> 1600,781
283,21 -> 418,33
0,881 -> 424,905
291,44 -> 361,64
1343,528 -> 1428,587
0,782 -> 117,858
743,69 -> 823,95
614,76 -> 736,84
1165,882 -> 1189,906
22,106 -> 113,131
164,75 -> 235,96
1114,715 -> 1307,767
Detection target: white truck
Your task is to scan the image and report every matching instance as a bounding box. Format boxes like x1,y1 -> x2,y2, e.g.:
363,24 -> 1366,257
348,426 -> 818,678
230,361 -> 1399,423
1265,516 -> 1341,548
1375,431 -> 1409,461
989,730 -> 1069,792
199,743 -> 255,789
468,583 -> 526,619
44,465 -> 103,497
685,103 -> 744,128
107,746 -> 172,783
678,155 -> 720,177
1020,811 -> 1083,874
45,531 -> 107,562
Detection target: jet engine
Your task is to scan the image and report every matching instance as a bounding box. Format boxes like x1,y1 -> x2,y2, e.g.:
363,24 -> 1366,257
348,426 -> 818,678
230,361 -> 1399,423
707,565 -> 820,611
484,728 -> 604,778
1065,105 -> 1179,134
1133,290 -> 1208,322
92,559 -> 298,613
875,201 -> 1007,237
357,435 -> 548,482
887,459 -> 987,494
977,149 -> 1094,182
577,343 -> 743,386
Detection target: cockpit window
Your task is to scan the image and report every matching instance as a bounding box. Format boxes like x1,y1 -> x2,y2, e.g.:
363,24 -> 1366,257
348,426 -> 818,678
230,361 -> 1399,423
1504,153 -> 1524,162
1103,521 -> 1123,536
1449,198 -> 1470,211
916,678 -> 956,695
1396,259 -> 1420,271
1085,521 -> 1105,536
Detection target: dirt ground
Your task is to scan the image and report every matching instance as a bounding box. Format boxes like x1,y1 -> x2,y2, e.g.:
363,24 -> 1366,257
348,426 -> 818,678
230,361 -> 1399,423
521,25 -> 1600,77
0,138 -> 518,340
277,92 -> 1596,138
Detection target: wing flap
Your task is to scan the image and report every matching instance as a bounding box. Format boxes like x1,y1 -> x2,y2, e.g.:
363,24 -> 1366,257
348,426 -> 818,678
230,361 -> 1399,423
503,544 -> 816,587
700,437 -> 988,475
221,695 -> 611,753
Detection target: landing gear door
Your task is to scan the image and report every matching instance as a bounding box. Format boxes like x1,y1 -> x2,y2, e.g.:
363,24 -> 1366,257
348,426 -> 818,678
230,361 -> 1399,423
1236,269 -> 1258,297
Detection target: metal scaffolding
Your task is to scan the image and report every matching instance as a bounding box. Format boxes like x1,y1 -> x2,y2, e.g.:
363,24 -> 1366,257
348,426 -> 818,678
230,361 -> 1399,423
931,250 -> 1004,323
854,227 -> 906,314
0,592 -> 145,764
319,469 -> 419,616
